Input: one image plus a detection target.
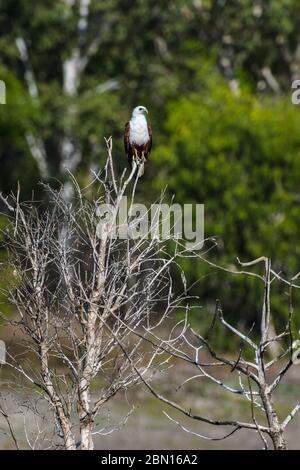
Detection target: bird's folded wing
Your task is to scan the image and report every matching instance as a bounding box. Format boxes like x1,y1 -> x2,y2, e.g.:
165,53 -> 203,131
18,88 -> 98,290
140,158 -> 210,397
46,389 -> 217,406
124,122 -> 130,156
146,124 -> 152,157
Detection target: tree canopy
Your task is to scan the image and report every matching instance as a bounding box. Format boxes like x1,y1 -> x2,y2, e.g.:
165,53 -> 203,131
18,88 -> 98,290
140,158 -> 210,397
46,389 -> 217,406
1,0 -> 300,339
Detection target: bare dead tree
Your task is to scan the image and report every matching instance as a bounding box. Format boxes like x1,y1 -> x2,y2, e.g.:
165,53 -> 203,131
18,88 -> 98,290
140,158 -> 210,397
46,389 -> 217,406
133,254 -> 300,450
3,138 -> 299,450
0,138 -> 194,449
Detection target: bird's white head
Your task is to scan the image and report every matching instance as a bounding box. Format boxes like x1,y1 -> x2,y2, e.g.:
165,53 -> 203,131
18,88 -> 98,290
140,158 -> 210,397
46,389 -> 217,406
131,105 -> 148,118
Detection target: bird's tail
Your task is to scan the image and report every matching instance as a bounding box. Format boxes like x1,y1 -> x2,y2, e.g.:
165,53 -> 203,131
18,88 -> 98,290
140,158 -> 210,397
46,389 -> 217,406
138,161 -> 145,178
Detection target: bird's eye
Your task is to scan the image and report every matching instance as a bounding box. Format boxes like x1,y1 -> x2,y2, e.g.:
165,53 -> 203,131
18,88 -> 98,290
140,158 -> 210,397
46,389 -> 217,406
139,107 -> 143,111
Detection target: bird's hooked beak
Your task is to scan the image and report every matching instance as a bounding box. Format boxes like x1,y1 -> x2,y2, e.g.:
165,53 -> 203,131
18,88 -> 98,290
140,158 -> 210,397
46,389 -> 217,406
144,107 -> 148,114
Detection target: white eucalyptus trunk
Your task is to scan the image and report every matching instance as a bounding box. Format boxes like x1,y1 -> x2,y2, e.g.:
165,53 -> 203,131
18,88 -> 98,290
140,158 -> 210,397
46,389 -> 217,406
78,377 -> 94,450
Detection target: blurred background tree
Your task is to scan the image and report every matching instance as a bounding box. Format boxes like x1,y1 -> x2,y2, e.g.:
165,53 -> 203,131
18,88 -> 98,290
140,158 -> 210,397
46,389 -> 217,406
153,74 -> 300,343
1,0 -> 300,343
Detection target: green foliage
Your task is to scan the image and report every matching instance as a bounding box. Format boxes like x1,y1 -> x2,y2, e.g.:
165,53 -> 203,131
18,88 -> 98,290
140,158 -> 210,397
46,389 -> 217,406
154,75 -> 300,333
0,0 -> 194,182
1,1 -> 300,345
0,66 -> 40,196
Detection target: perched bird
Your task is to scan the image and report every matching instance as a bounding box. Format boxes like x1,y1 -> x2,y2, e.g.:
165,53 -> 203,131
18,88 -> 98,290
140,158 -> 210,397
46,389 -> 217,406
124,105 -> 152,177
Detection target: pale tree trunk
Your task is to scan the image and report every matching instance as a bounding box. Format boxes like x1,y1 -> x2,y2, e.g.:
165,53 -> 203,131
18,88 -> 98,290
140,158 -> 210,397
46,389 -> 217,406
77,226 -> 109,450
78,377 -> 94,450
61,0 -> 92,183
61,49 -> 82,180
40,344 -> 76,450
261,388 -> 287,450
15,37 -> 49,179
257,259 -> 287,450
57,409 -> 77,450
